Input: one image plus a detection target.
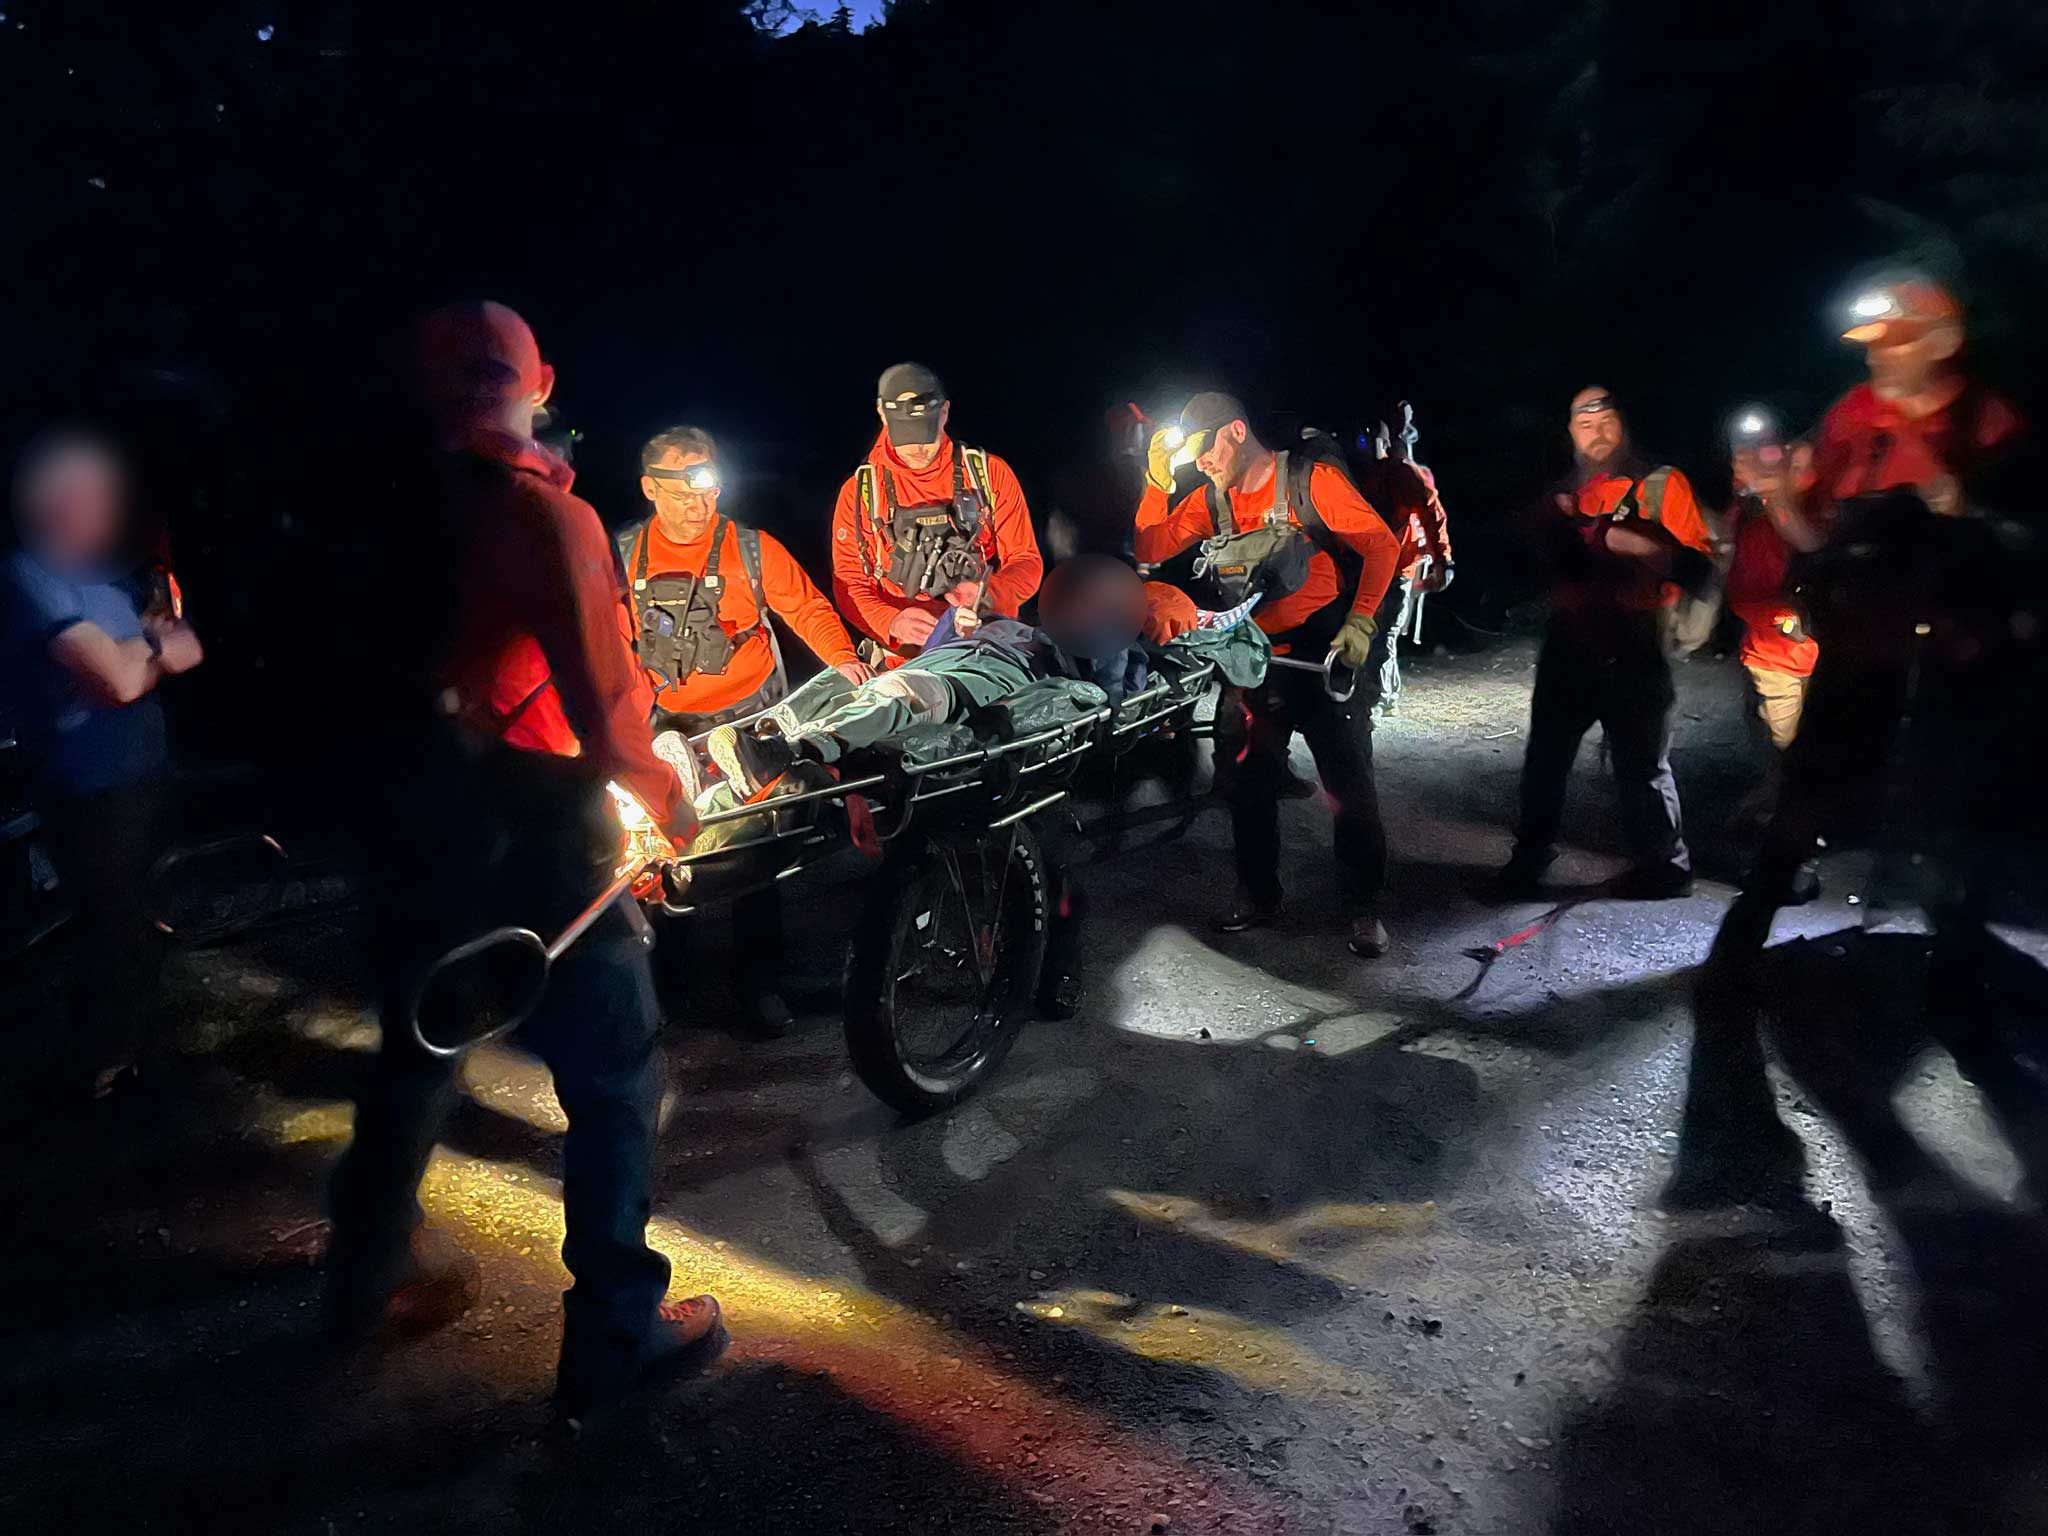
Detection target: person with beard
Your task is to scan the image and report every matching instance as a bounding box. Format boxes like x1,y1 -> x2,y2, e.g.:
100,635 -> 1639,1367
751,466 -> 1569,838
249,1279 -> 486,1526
1669,277 -> 2044,1206
1487,387 -> 1716,902
830,362 -> 1043,661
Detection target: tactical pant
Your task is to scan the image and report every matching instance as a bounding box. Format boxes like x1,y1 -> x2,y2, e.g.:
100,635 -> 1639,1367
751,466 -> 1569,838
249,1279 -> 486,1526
1226,663 -> 1387,909
1513,613 -> 1689,876
329,818 -> 671,1392
788,646 -> 1035,763
1744,663 -> 1809,755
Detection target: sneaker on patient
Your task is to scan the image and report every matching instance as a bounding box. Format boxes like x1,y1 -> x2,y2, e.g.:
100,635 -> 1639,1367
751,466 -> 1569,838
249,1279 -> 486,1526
706,723 -> 800,799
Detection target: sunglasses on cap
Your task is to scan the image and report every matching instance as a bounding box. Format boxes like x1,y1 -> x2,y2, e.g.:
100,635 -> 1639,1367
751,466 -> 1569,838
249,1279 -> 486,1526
646,463 -> 721,492
1571,395 -> 1620,417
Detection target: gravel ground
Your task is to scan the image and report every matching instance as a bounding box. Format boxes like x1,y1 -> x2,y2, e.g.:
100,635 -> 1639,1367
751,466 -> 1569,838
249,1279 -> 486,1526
4,636 -> 2047,1535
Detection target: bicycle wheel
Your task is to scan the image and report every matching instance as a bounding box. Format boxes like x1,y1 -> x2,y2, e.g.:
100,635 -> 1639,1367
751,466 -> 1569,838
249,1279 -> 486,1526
843,823 -> 1050,1115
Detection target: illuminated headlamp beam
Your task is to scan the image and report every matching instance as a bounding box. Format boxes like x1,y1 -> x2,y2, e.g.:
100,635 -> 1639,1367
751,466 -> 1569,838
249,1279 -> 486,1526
1850,291 -> 1897,320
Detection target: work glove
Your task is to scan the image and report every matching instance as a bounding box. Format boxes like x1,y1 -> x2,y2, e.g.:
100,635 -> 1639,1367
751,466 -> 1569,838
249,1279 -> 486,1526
1330,610 -> 1378,669
1147,425 -> 1207,494
1140,582 -> 1198,644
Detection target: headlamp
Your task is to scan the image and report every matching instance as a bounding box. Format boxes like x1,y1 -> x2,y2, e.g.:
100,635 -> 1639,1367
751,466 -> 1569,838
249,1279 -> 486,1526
1729,405 -> 1778,443
647,462 -> 721,493
1161,424 -> 1186,451
1850,291 -> 1899,322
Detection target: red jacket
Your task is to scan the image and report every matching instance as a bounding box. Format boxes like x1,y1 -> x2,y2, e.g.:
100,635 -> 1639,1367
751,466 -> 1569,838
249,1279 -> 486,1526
1725,500 -> 1817,677
439,432 -> 680,828
831,433 -> 1043,646
1808,380 -> 2023,516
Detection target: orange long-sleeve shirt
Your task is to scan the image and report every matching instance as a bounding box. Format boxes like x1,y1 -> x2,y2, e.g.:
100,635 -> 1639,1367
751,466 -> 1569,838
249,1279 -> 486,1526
1133,459 -> 1401,649
441,433 -> 680,829
831,433 -> 1044,647
624,516 -> 858,716
1560,464 -> 1715,613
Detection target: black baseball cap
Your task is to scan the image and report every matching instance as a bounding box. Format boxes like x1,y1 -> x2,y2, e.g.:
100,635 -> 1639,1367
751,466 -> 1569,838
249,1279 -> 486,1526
878,361 -> 948,447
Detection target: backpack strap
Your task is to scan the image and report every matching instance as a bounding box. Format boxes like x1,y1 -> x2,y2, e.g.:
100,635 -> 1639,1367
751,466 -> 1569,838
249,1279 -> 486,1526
1637,467 -> 1674,525
854,463 -> 884,578
734,523 -> 788,691
959,445 -> 994,533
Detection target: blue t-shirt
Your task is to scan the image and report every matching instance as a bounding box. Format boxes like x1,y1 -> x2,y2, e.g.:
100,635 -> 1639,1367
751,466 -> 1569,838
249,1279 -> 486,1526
2,548 -> 169,795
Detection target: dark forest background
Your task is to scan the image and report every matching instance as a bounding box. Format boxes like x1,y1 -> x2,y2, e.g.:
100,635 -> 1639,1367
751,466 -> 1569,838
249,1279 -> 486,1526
3,0 -> 2045,759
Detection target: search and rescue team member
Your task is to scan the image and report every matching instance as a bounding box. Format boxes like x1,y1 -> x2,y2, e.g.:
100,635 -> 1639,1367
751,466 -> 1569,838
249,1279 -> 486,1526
326,302 -> 726,1417
620,424 -> 869,1036
1136,391 -> 1403,956
1489,387 -> 1715,902
1358,403 -> 1455,715
1724,424 -> 1819,807
1672,277 -> 2033,1204
831,362 -> 1043,659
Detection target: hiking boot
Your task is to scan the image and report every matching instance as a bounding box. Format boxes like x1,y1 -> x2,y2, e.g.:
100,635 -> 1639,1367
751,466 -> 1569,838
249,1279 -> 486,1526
1786,859 -> 1822,906
1609,863 -> 1695,901
1278,767 -> 1318,800
326,1226 -> 482,1340
1479,851 -> 1553,904
556,1294 -> 730,1420
706,723 -> 796,799
1347,913 -> 1391,959
1215,887 -> 1282,933
739,987 -> 796,1040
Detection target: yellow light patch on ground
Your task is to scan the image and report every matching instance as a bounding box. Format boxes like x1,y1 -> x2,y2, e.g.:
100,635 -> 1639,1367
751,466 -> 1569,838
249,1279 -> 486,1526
245,1093 -> 1279,1530
1014,1287 -> 1373,1402
1104,1187 -> 1438,1267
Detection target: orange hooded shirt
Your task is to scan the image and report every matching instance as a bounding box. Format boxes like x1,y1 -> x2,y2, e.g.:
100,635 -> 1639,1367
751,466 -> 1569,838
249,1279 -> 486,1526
831,432 -> 1043,646
624,517 -> 857,716
1133,461 -> 1401,649
439,432 -> 680,829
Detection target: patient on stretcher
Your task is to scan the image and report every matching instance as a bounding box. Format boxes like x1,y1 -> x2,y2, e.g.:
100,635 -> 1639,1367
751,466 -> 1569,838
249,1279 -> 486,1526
660,558 -> 1269,856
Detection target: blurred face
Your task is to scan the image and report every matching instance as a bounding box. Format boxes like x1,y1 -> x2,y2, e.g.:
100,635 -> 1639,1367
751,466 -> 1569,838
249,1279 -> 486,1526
1195,419 -> 1251,490
640,447 -> 720,542
877,398 -> 950,470
1567,389 -> 1627,469
16,439 -> 126,569
1040,554 -> 1146,660
1863,323 -> 1961,402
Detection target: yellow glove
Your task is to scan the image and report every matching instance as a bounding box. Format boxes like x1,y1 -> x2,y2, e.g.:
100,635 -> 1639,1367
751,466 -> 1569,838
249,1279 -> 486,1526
1145,426 -> 1182,493
1146,425 -> 1210,493
1330,610 -> 1378,668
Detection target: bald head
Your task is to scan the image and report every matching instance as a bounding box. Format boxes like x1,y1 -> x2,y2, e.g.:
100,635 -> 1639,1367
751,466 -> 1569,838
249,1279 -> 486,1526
1567,386 -> 1627,469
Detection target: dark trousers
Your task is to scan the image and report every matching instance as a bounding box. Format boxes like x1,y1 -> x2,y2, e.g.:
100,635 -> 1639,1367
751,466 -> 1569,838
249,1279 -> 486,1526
330,873 -> 671,1383
1682,641 -> 2048,1178
45,783 -> 166,1092
661,883 -> 786,1006
1514,613 -> 1689,875
1223,664 -> 1387,908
